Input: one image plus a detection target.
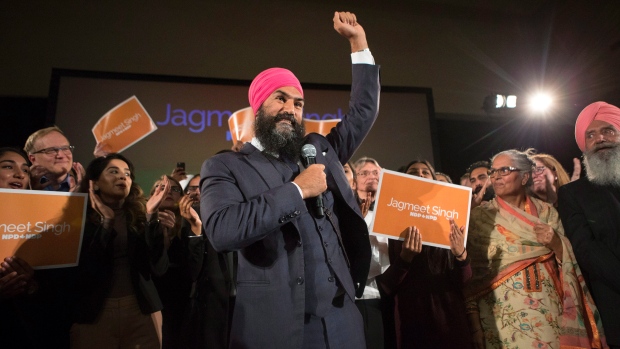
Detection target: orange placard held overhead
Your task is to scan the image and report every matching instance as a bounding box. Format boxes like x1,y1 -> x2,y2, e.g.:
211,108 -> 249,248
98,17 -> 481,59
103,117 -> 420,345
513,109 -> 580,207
0,189 -> 87,269
92,96 -> 157,153
370,170 -> 472,249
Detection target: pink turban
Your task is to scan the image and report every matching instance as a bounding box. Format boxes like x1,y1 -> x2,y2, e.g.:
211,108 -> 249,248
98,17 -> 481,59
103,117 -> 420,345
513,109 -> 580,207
575,101 -> 620,152
248,68 -> 303,115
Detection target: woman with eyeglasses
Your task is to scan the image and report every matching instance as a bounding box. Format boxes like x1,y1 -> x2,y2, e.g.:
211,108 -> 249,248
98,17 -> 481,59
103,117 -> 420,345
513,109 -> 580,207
528,151 -> 572,206
149,175 -> 203,348
71,153 -> 172,348
464,149 -> 607,348
376,159 -> 473,349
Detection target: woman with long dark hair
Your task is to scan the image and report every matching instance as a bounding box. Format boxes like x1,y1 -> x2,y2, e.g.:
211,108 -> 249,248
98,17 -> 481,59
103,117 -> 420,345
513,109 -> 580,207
71,153 -> 173,348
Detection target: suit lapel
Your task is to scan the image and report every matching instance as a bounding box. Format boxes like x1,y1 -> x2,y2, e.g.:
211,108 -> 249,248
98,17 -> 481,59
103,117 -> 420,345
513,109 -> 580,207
242,144 -> 286,190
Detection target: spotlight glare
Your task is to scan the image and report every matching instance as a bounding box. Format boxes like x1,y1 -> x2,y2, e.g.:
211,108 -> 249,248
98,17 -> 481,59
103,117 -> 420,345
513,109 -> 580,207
496,95 -> 505,108
529,93 -> 552,112
506,95 -> 517,108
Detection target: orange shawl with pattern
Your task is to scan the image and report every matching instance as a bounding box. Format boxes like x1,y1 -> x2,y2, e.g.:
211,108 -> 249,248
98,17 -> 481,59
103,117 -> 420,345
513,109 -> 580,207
465,196 -> 607,349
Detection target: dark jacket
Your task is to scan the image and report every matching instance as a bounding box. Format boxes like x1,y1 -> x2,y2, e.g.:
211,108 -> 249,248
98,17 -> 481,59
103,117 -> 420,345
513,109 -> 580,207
73,218 -> 168,323
558,177 -> 620,345
200,63 -> 380,348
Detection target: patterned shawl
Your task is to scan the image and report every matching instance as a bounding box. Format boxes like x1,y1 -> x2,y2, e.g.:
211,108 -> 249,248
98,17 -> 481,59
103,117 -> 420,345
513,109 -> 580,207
465,196 -> 607,348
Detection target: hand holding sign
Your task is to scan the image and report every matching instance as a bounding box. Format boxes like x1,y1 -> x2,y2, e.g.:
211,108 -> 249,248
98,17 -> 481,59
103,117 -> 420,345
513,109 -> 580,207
448,219 -> 467,261
0,256 -> 36,297
400,226 -> 422,263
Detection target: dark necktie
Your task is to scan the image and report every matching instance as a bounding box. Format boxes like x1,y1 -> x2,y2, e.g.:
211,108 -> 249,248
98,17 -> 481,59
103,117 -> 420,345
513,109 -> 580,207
281,154 -> 300,177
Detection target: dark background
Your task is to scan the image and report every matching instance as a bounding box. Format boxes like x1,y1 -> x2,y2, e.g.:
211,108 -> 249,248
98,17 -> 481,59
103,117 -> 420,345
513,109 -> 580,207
2,1 -> 619,181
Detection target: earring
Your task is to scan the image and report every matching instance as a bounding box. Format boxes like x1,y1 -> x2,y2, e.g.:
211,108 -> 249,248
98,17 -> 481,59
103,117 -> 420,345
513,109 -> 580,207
555,177 -> 558,181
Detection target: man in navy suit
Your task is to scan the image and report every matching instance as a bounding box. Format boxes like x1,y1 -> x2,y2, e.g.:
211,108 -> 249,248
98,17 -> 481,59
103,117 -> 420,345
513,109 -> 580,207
200,11 -> 379,349
558,101 -> 620,348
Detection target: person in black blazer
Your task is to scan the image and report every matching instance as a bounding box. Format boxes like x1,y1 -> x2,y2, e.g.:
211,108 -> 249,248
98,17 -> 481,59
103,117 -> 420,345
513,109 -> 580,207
558,101 -> 620,348
200,11 -> 379,349
72,154 -> 171,349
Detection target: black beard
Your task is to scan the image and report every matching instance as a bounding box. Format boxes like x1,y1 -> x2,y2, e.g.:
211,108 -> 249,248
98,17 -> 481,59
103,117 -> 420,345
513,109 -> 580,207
474,184 -> 495,201
254,108 -> 305,161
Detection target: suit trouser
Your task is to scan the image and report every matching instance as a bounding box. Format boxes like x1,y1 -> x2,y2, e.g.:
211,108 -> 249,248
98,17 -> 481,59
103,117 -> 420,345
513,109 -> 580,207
70,295 -> 162,349
303,294 -> 366,349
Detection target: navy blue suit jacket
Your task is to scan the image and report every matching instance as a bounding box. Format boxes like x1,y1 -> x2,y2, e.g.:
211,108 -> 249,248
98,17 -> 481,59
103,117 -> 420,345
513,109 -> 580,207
200,64 -> 379,348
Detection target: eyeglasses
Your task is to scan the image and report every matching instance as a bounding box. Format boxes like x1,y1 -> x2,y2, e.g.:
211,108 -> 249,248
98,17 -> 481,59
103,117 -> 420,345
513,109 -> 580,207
155,184 -> 183,194
185,186 -> 199,193
31,145 -> 75,156
357,170 -> 380,177
533,166 -> 546,174
489,166 -> 521,178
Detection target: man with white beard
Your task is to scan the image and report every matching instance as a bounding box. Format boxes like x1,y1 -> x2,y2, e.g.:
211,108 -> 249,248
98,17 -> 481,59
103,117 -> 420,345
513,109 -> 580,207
558,101 -> 620,348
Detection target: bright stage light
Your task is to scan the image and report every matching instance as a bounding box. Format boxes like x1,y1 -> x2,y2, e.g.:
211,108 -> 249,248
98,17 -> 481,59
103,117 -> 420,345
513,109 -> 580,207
506,95 -> 517,108
529,93 -> 552,113
496,95 -> 506,108
483,94 -> 518,114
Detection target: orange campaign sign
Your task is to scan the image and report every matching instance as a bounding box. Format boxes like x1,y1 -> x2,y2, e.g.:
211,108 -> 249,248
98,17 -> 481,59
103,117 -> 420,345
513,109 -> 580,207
370,170 -> 472,249
228,107 -> 255,144
304,118 -> 340,136
92,96 -> 157,153
0,189 -> 87,269
228,106 -> 342,145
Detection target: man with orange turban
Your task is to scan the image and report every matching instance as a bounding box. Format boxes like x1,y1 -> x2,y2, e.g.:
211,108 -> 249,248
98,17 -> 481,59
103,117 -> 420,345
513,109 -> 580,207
200,11 -> 379,349
558,101 -> 620,348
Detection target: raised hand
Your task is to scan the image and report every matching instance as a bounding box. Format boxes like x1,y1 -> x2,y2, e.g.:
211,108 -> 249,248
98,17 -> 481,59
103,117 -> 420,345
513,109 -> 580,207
93,142 -> 112,158
570,158 -> 581,182
70,162 -> 85,192
359,191 -> 374,218
171,166 -> 187,182
293,164 -> 327,199
333,11 -> 368,52
448,219 -> 467,260
147,176 -> 171,214
89,180 -> 114,222
400,226 -> 422,263
544,173 -> 558,205
179,195 -> 202,236
28,164 -> 49,190
471,177 -> 491,208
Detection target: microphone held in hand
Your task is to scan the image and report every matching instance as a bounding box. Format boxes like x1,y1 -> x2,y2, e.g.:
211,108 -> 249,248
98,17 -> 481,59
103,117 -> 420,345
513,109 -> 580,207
301,144 -> 325,218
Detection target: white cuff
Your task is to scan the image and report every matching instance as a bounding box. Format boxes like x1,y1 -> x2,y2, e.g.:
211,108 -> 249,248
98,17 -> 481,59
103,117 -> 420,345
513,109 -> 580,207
351,49 -> 375,65
291,182 -> 304,199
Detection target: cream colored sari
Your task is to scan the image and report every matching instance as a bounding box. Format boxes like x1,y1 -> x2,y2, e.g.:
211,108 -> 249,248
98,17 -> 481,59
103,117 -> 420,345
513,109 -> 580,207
465,196 -> 606,349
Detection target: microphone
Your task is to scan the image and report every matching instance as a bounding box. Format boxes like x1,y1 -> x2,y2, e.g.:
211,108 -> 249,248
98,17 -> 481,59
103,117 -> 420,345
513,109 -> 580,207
301,144 -> 325,218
